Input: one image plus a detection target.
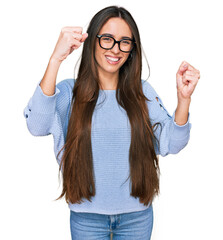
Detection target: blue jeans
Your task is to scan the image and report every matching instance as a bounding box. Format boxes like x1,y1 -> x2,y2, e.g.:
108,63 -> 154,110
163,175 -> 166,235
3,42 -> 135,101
70,204 -> 153,240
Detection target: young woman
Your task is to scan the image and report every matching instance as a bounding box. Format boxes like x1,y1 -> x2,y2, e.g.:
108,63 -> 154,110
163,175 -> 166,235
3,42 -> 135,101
23,5 -> 200,240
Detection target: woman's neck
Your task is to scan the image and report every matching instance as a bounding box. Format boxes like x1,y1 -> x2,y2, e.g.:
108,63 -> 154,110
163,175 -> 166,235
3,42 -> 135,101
98,70 -> 119,90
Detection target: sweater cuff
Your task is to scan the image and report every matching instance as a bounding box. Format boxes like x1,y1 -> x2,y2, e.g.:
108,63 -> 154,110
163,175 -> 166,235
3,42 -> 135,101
171,110 -> 192,140
31,80 -> 60,114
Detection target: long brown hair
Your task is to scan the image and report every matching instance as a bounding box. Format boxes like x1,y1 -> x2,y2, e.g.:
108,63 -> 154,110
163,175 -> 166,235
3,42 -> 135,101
57,6 -> 161,206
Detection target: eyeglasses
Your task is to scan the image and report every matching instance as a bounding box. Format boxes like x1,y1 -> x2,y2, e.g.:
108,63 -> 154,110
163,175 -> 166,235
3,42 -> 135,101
96,34 -> 135,53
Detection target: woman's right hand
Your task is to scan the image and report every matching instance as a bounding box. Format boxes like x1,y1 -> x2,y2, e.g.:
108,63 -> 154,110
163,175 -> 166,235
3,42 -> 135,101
51,26 -> 88,62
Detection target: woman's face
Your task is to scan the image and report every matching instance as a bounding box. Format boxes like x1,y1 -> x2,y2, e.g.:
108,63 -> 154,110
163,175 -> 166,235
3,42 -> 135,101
95,17 -> 132,79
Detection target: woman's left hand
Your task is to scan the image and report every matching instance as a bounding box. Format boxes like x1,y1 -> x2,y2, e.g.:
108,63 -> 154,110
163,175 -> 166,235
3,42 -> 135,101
176,61 -> 200,100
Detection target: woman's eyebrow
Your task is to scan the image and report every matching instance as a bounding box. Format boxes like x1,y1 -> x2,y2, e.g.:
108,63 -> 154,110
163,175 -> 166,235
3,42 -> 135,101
101,33 -> 132,39
101,33 -> 113,37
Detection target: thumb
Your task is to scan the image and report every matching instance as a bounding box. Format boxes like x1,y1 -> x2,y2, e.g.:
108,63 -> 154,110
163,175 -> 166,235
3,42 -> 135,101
81,33 -> 88,42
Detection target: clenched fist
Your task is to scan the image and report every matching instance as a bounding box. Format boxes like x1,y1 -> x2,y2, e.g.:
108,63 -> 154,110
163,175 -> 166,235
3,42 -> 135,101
51,26 -> 88,62
176,61 -> 200,100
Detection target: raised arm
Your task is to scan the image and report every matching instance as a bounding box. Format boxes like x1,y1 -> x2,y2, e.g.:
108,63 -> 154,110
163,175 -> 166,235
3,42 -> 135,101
175,61 -> 200,125
40,26 -> 88,96
144,61 -> 200,157
23,26 -> 88,136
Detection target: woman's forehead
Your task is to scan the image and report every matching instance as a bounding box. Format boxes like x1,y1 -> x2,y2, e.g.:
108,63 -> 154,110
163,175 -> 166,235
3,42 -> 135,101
99,17 -> 132,38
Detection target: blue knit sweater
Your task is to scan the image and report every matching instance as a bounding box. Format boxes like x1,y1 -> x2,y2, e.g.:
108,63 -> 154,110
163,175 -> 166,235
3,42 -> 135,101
23,78 -> 191,215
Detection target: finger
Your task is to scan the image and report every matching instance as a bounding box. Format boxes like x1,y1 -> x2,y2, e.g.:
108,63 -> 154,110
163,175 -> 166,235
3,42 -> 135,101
72,33 -> 83,41
184,70 -> 193,76
71,39 -> 82,49
187,63 -> 201,75
182,75 -> 189,85
183,74 -> 199,83
62,26 -> 83,34
80,33 -> 88,42
187,65 -> 197,71
184,71 -> 200,80
177,60 -> 189,76
195,69 -> 200,77
72,27 -> 83,34
185,70 -> 199,76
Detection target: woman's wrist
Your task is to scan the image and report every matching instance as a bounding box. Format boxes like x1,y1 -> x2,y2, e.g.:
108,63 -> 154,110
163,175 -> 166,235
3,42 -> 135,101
174,98 -> 191,125
50,55 -> 63,65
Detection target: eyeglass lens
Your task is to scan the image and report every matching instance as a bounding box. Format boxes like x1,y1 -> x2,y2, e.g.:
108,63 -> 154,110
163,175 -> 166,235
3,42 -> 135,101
100,36 -> 133,52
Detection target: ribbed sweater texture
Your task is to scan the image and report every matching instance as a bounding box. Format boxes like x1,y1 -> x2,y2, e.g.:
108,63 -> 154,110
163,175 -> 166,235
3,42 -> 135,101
23,79 -> 191,215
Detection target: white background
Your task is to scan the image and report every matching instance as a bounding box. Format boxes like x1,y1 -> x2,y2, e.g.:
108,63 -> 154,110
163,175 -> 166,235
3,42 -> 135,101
1,0 -> 223,239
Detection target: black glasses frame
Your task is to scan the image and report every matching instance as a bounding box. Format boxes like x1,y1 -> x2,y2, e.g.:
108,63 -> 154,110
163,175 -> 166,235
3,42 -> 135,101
96,34 -> 135,53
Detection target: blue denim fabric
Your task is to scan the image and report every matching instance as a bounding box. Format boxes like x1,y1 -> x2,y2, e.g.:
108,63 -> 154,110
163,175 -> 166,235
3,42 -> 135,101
70,204 -> 153,240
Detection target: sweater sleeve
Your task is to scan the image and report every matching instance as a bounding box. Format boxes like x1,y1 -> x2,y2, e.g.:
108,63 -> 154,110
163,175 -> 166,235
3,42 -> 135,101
143,80 -> 192,157
23,79 -> 73,164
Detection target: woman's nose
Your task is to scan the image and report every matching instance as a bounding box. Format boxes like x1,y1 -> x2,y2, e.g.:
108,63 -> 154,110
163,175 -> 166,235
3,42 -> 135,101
111,42 -> 120,53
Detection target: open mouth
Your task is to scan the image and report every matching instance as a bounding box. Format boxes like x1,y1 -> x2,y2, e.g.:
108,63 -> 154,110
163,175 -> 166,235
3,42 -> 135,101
105,56 -> 121,64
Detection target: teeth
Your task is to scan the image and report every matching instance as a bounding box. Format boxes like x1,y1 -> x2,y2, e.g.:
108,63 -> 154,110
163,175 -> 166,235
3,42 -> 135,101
106,56 -> 120,62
